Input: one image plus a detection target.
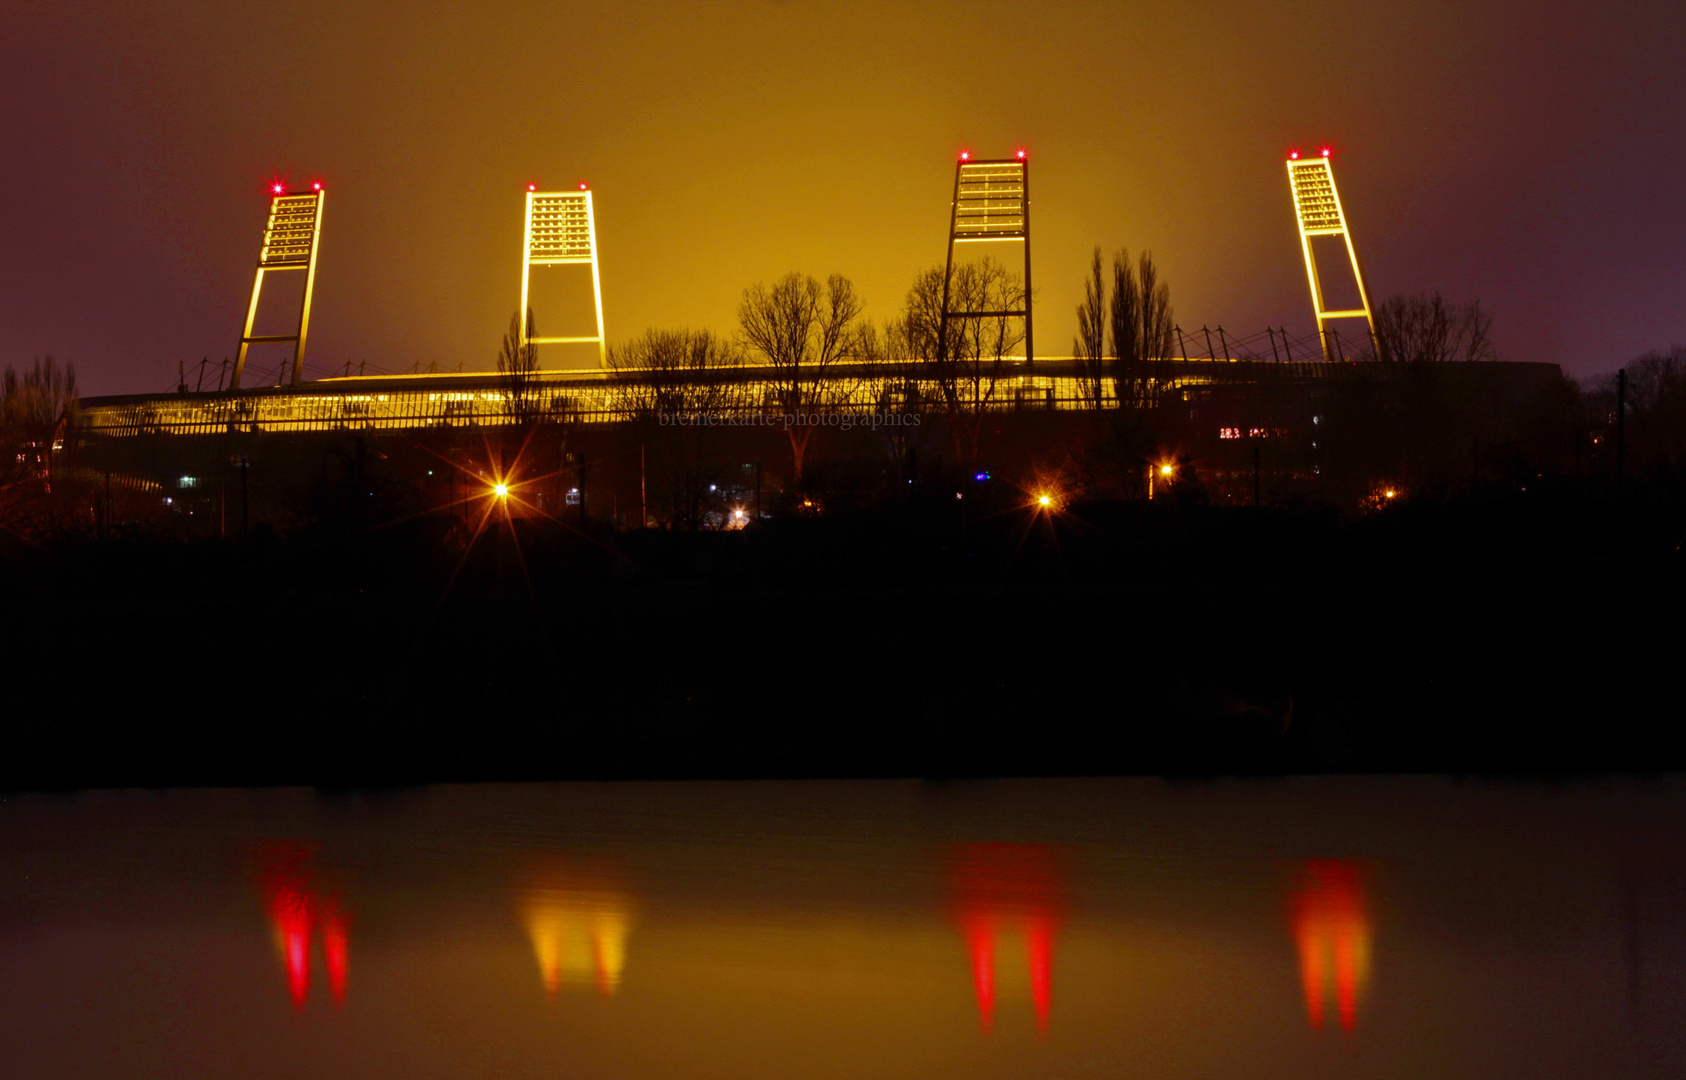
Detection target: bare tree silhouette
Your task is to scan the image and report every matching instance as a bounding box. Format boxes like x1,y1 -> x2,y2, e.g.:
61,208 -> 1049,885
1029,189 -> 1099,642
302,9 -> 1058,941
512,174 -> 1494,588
935,258 -> 1025,472
1,355 -> 78,535
608,328 -> 744,528
497,308 -> 542,426
1074,247 -> 1106,408
739,271 -> 868,486
1109,248 -> 1174,408
1373,293 -> 1495,365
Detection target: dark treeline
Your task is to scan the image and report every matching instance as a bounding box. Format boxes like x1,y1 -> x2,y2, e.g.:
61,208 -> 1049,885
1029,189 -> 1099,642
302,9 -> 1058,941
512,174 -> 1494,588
1,461 -> 1682,789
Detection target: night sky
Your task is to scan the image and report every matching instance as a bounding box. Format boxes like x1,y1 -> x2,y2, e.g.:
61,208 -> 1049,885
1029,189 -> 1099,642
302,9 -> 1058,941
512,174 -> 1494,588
3,0 -> 1682,395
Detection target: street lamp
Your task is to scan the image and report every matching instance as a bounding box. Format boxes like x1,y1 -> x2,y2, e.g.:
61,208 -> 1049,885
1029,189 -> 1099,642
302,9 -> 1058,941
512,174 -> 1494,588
1149,460 -> 1176,500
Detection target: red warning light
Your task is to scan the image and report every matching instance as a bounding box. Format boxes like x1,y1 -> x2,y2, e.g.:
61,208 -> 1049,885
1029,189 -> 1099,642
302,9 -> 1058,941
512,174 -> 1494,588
959,150 -> 971,162
1320,146 -> 1331,157
311,182 -> 321,191
527,183 -> 537,191
1288,149 -> 1300,160
579,182 -> 588,190
271,183 -> 285,194
1015,148 -> 1026,160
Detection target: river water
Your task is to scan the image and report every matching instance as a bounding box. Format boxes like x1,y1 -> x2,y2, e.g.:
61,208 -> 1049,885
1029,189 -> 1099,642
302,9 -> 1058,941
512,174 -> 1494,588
3,777 -> 1683,1078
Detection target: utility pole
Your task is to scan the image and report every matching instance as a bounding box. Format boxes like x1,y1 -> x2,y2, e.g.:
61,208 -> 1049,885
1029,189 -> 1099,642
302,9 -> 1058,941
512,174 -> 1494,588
1617,367 -> 1627,501
577,452 -> 587,528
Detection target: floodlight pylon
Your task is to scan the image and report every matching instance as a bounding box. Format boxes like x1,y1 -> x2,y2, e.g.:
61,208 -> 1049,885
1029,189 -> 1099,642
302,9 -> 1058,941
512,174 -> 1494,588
520,188 -> 606,366
232,187 -> 325,389
939,156 -> 1033,364
1286,154 -> 1374,360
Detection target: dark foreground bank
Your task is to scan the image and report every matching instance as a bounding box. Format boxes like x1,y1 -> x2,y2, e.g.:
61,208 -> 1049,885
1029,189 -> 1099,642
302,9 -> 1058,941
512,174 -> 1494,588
3,493 -> 1681,788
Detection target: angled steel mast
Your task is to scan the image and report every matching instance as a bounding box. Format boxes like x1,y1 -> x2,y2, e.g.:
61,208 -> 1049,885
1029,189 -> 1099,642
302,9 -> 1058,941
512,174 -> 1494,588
939,151 -> 1033,364
1286,150 -> 1374,360
232,184 -> 325,389
520,185 -> 607,367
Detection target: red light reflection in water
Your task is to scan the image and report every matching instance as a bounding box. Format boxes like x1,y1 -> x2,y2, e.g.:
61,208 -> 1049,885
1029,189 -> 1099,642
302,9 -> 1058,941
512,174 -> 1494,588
257,842 -> 349,1011
1289,859 -> 1371,1031
948,844 -> 1064,1036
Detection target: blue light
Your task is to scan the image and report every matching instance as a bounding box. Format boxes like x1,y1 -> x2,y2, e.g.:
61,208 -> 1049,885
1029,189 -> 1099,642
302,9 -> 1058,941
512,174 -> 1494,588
974,471 -> 990,482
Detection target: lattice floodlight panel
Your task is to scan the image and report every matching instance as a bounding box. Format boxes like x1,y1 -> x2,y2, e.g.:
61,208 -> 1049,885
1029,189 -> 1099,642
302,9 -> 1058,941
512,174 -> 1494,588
953,161 -> 1028,242
259,194 -> 324,265
526,192 -> 595,263
1288,159 -> 1345,235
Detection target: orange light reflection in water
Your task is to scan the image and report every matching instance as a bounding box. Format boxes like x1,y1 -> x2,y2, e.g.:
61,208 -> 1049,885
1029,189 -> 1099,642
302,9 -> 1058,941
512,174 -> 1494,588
519,856 -> 636,997
257,842 -> 349,1011
1288,859 -> 1371,1031
949,843 -> 1064,1036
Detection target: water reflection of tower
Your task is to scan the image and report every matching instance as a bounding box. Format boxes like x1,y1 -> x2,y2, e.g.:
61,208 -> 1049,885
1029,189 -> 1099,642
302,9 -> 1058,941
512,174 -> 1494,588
1288,859 -> 1371,1031
256,841 -> 349,1011
519,856 -> 635,996
948,844 -> 1064,1035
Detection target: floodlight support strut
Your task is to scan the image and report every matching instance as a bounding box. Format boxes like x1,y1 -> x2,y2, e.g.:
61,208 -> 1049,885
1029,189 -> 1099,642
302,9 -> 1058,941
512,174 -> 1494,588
520,189 -> 607,367
1286,157 -> 1374,361
232,188 -> 324,390
938,156 -> 1034,365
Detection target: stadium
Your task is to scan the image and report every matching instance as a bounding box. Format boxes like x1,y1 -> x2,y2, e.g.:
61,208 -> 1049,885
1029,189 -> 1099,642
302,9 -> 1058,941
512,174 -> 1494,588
68,151 -> 1567,531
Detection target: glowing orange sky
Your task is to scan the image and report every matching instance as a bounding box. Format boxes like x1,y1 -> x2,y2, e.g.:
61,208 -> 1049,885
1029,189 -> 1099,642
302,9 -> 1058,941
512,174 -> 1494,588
3,0 -> 1682,393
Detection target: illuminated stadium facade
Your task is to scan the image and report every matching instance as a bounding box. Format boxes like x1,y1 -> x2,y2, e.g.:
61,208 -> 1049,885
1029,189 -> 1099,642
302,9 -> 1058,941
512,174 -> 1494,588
81,363 -> 1102,438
